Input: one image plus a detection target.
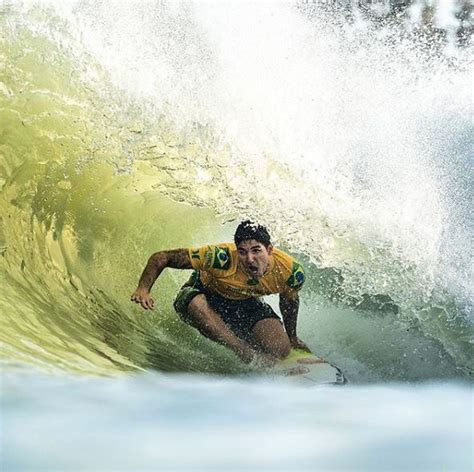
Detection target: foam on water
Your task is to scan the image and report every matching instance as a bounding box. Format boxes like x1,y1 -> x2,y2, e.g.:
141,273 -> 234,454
1,367 -> 472,471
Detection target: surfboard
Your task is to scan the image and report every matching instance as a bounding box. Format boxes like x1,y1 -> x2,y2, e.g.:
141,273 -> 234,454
271,348 -> 346,386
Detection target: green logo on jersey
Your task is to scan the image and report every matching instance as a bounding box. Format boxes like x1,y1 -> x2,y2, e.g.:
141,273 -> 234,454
212,246 -> 231,270
246,278 -> 259,286
286,261 -> 305,290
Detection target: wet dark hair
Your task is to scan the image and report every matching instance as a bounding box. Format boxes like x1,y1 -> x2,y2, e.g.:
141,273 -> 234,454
234,220 -> 272,248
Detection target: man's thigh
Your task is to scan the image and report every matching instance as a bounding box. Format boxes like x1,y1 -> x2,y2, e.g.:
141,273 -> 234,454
186,293 -> 232,329
250,318 -> 291,359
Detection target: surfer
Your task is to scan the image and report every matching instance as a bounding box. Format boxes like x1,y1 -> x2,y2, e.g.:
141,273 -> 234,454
131,220 -> 309,363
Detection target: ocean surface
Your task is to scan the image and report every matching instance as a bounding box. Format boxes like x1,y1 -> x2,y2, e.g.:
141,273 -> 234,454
0,1 -> 472,470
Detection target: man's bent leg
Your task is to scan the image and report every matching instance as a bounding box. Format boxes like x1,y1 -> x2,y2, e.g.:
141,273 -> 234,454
187,294 -> 255,363
251,318 -> 291,360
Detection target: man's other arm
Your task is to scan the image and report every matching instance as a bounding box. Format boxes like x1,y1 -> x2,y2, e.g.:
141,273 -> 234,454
279,293 -> 311,352
131,249 -> 192,310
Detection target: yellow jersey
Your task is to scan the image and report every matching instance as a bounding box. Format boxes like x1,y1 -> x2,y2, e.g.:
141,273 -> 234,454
188,243 -> 305,300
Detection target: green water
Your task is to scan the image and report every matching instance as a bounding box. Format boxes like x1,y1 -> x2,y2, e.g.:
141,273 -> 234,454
0,21 -> 247,375
0,3 -> 472,382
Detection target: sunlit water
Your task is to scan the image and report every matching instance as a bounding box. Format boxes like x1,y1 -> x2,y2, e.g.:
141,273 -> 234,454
0,0 -> 472,469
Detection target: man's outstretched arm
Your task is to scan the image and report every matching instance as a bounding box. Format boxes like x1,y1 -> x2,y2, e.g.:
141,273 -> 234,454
131,249 -> 192,310
279,294 -> 311,352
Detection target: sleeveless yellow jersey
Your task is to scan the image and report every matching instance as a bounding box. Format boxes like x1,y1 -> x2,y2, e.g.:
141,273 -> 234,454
187,243 -> 305,300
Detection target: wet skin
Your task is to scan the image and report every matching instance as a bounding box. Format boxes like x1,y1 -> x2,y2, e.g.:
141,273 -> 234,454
236,239 -> 273,279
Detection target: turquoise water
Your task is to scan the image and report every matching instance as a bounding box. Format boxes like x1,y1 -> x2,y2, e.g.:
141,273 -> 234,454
0,1 -> 472,470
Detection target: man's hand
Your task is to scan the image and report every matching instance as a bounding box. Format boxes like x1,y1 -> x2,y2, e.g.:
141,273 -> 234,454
289,336 -> 311,353
131,288 -> 155,310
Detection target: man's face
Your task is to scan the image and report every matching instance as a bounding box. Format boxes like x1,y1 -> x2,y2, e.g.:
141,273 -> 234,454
236,239 -> 273,279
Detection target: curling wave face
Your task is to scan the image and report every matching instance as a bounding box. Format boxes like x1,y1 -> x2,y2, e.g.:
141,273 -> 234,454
0,1 -> 472,381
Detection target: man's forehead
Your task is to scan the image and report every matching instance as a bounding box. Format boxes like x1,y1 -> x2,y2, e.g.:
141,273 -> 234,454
237,239 -> 266,249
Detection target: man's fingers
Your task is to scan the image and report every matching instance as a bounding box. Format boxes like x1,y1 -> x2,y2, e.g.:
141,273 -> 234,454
298,341 -> 312,353
136,297 -> 154,310
145,298 -> 154,310
130,291 -> 154,310
291,337 -> 312,353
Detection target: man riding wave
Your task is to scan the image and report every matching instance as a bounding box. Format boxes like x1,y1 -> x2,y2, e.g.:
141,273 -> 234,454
131,220 -> 309,363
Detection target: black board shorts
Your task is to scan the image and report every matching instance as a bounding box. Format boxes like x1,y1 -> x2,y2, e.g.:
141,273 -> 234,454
174,271 -> 281,342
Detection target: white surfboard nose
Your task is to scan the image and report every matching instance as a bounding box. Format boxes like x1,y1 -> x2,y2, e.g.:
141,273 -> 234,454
271,349 -> 347,386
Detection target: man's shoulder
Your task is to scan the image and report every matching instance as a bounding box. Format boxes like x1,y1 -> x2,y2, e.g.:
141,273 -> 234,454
190,242 -> 237,271
210,243 -> 237,271
272,247 -> 297,268
271,248 -> 306,292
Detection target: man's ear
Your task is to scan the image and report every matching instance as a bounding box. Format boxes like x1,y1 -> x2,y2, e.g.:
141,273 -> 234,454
267,244 -> 273,255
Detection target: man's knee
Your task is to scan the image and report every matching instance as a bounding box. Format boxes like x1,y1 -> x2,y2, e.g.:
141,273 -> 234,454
252,319 -> 291,359
186,294 -> 217,332
187,293 -> 207,313
269,339 -> 291,359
